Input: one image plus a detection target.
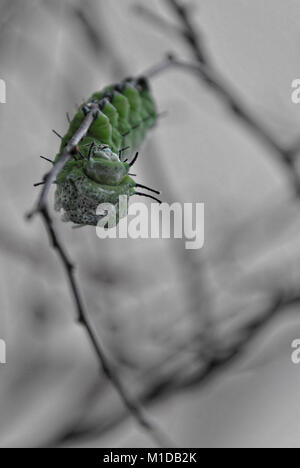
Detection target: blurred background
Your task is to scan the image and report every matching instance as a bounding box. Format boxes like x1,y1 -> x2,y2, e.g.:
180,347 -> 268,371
1,0 -> 300,448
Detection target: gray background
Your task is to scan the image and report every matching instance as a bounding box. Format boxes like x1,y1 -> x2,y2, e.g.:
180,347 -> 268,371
0,0 -> 300,448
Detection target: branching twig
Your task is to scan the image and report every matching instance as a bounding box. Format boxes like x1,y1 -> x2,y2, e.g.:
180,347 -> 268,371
140,292 -> 290,397
60,290 -> 300,444
26,44 -> 300,447
138,0 -> 300,193
144,55 -> 300,191
165,0 -> 209,65
28,104 -> 99,216
27,103 -> 173,448
19,0 -> 300,449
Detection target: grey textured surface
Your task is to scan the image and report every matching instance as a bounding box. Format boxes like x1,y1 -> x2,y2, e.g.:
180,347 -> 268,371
1,0 -> 300,448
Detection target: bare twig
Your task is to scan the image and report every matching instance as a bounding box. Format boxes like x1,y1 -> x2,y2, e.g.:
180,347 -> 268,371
135,1 -> 208,65
28,104 -> 99,216
60,290 -> 300,444
138,0 -> 300,193
27,103 -> 173,448
165,0 -> 209,65
181,292 -> 298,389
26,45 -> 299,446
145,53 -> 300,193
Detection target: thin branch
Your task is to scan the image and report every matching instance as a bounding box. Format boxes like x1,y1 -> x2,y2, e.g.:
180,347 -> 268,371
181,293 -> 295,389
58,1 -> 300,444
143,53 -> 300,194
143,290 -> 300,399
28,104 -> 99,216
133,1 -> 208,65
165,0 -> 209,65
27,103 -> 173,448
60,290 -> 300,444
27,49 -> 298,447
140,55 -> 176,81
138,0 -> 300,193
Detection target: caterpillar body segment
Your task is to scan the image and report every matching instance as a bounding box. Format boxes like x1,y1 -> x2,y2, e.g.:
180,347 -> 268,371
54,78 -> 158,227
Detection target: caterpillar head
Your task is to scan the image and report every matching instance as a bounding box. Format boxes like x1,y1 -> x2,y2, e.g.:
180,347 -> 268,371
84,144 -> 130,186
55,143 -> 136,227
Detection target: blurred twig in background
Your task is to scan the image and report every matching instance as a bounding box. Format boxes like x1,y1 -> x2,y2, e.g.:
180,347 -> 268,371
27,97 -> 173,447
29,0 -> 300,445
137,0 -> 300,193
59,288 -> 300,444
1,0 -> 300,448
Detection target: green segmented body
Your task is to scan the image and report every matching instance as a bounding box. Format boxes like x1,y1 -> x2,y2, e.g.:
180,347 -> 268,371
54,78 -> 158,226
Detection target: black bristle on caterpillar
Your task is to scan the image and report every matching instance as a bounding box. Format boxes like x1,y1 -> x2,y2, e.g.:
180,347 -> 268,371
134,192 -> 162,204
53,74 -> 160,226
52,129 -> 63,140
129,152 -> 139,167
135,183 -> 160,195
40,156 -> 54,165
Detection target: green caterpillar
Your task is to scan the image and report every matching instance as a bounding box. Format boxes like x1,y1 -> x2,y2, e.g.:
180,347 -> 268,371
53,77 -> 160,227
